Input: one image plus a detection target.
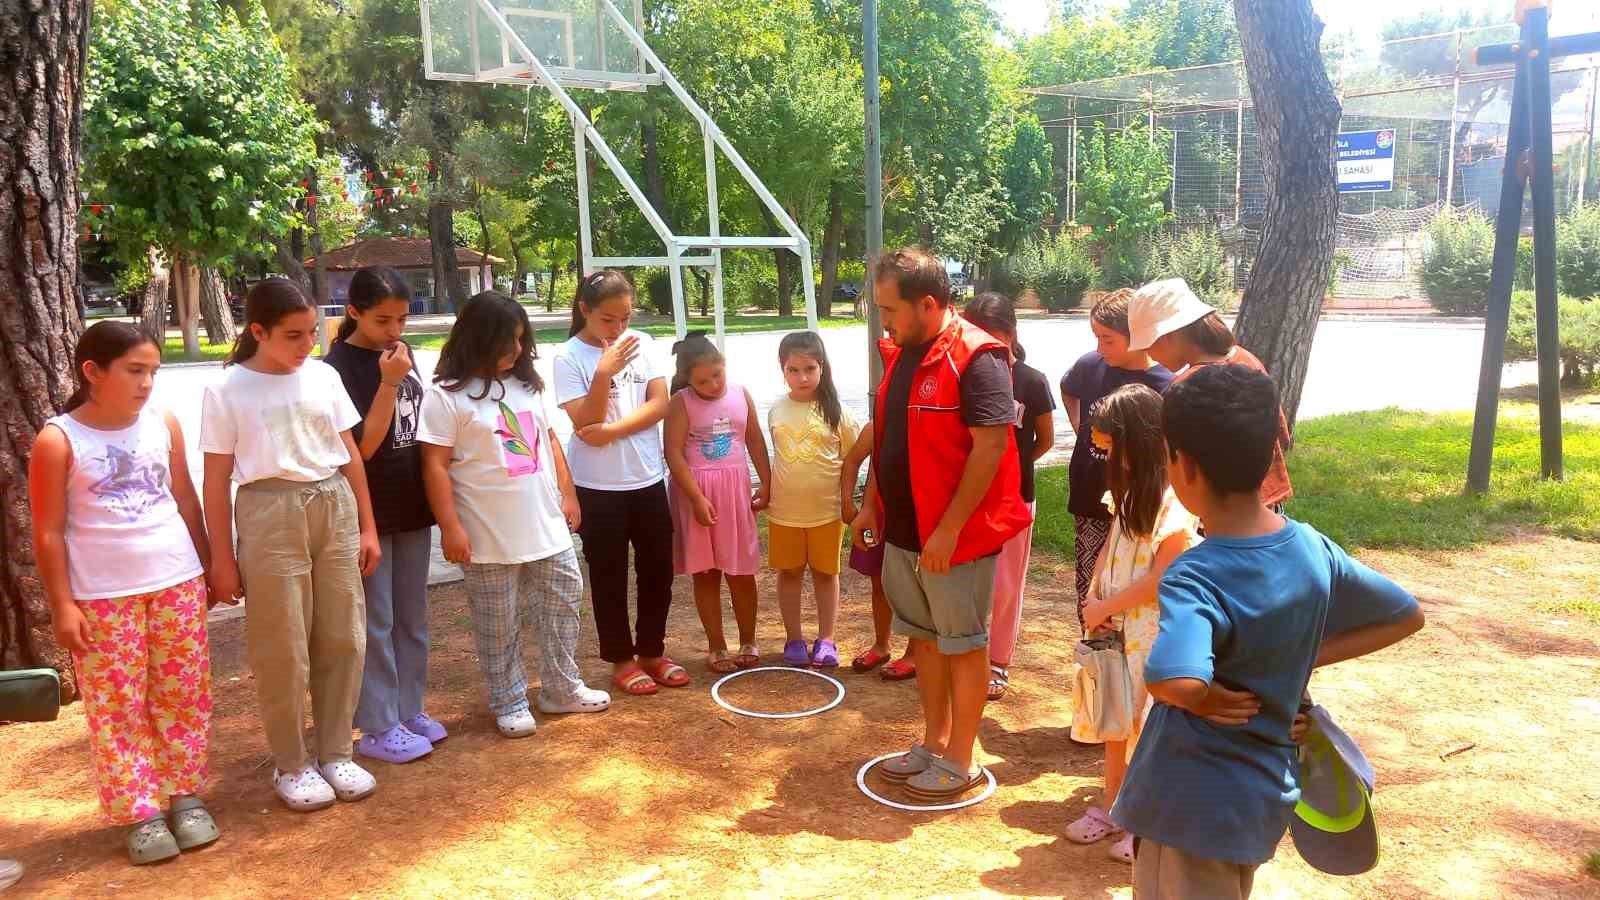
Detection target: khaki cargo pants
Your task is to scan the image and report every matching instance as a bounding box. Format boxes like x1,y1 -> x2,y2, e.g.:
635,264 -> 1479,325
237,475 -> 366,773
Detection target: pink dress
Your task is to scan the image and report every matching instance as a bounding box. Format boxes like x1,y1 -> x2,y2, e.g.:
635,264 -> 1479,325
670,384 -> 761,576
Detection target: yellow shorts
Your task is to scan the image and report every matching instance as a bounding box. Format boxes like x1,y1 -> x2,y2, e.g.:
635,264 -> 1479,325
767,521 -> 846,575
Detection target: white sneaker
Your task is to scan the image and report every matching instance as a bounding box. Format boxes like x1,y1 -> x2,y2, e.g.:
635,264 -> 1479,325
495,709 -> 537,738
536,685 -> 612,715
317,759 -> 377,802
272,765 -> 336,812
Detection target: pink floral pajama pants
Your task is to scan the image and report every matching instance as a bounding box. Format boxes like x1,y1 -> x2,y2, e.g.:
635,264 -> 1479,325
71,575 -> 211,825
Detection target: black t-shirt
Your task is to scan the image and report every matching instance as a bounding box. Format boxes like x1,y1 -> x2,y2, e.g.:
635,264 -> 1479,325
1060,350 -> 1174,519
1011,361 -> 1056,504
879,340 -> 1016,552
324,340 -> 436,535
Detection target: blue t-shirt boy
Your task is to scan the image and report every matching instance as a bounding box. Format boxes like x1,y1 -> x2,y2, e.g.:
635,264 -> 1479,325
1109,520 -> 1421,865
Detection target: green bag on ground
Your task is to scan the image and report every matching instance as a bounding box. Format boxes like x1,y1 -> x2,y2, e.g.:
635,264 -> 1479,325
0,668 -> 62,722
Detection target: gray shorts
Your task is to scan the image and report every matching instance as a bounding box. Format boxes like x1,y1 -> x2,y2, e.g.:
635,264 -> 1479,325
881,543 -> 995,655
1133,838 -> 1257,900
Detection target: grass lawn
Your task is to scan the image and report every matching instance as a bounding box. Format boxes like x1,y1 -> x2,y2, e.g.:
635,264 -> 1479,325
407,313 -> 855,351
160,337 -> 232,363
1033,400 -> 1600,559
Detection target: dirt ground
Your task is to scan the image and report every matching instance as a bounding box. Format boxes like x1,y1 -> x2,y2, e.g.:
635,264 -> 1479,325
4,537 -> 1599,899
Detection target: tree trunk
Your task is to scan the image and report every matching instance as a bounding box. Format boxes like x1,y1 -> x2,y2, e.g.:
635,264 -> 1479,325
272,235 -> 313,296
429,196 -> 464,312
171,253 -> 202,361
508,241 -> 527,299
140,246 -> 172,340
0,0 -> 90,696
818,183 -> 845,320
690,267 -> 709,317
474,189 -> 491,289
199,267 -> 237,346
641,112 -> 670,222
547,259 -> 559,312
1230,0 -> 1342,435
760,207 -> 794,318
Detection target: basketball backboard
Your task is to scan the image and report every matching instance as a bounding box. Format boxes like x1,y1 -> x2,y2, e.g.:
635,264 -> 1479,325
421,0 -> 658,91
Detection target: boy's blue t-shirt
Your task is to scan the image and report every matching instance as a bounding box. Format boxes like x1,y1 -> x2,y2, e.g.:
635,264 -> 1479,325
1109,518 -> 1419,866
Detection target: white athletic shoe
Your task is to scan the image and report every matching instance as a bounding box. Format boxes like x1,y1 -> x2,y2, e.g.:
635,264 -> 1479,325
317,759 -> 377,802
536,685 -> 612,715
272,765 -> 336,812
495,709 -> 538,738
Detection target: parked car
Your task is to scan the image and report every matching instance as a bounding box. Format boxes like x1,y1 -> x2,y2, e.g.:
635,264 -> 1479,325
833,281 -> 862,301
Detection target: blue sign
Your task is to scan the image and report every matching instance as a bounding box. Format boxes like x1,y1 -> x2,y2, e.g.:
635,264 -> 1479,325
1336,129 -> 1395,193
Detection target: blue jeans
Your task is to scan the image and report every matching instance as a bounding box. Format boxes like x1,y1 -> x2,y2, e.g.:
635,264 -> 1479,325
354,528 -> 433,734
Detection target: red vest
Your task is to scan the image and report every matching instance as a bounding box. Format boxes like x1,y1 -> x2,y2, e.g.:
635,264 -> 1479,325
874,315 -> 1033,565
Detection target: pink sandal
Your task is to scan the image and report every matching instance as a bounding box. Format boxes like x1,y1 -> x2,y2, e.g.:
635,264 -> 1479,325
1066,807 -> 1121,844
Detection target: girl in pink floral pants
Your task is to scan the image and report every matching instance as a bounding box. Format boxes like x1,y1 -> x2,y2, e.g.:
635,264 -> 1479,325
29,322 -> 221,865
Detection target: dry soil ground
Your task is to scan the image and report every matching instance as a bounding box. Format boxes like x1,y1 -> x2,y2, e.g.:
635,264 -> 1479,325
4,538 -> 1599,898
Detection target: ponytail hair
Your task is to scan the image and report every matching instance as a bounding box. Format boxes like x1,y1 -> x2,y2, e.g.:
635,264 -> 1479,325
670,331 -> 723,395
569,269 -> 635,337
336,265 -> 411,342
228,277 -> 316,366
778,331 -> 842,432
963,291 -> 1025,362
66,321 -> 160,412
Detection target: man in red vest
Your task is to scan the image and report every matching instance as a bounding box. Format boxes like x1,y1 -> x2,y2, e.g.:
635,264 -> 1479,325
852,247 -> 1032,800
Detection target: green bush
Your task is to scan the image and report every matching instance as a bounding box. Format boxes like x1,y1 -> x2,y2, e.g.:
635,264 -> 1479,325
1150,227 -> 1229,308
995,232 -> 1099,312
1420,208 -> 1495,315
1557,203 -> 1600,298
643,268 -> 674,316
1515,236 -> 1534,292
1506,291 -> 1600,385
1327,249 -> 1354,298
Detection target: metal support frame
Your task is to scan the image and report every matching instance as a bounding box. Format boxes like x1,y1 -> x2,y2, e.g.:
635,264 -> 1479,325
1445,31 -> 1462,206
864,0 -> 883,393
1465,5 -> 1592,492
449,0 -> 817,347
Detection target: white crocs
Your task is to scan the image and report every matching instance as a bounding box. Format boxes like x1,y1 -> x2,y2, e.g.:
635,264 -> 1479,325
317,759 -> 377,802
536,686 -> 612,715
272,765 -> 336,812
496,709 -> 538,738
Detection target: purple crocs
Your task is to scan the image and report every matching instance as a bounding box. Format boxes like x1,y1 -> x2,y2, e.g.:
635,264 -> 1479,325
783,639 -> 811,667
403,713 -> 448,744
356,725 -> 434,764
810,639 -> 839,668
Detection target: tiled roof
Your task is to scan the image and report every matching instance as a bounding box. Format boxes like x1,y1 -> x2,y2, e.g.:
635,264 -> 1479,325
305,237 -> 504,271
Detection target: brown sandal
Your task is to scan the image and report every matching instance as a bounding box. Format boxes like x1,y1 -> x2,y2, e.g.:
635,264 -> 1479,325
707,651 -> 737,674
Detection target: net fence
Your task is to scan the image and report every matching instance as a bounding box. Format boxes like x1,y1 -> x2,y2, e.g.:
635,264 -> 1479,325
1033,23 -> 1600,300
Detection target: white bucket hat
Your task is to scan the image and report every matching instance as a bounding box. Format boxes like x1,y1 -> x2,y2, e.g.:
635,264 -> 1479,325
1127,278 -> 1215,351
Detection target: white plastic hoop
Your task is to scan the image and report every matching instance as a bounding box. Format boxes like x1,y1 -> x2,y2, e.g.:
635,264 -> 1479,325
710,666 -> 845,719
855,754 -> 997,812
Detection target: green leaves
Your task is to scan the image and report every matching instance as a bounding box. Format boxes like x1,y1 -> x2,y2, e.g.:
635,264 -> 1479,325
84,0 -> 322,267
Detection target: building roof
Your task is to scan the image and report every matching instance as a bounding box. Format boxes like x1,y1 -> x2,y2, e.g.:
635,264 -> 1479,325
305,237 -> 504,271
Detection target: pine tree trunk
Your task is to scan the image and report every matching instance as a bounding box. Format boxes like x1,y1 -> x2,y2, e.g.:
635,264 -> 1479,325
140,246 -> 172,340
761,208 -> 794,318
199,267 -> 237,346
547,260 -> 559,312
1230,0 -> 1342,435
0,0 -> 90,696
818,183 -> 845,320
272,235 -> 313,297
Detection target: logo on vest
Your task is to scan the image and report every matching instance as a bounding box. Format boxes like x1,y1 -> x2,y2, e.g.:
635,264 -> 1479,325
917,377 -> 938,401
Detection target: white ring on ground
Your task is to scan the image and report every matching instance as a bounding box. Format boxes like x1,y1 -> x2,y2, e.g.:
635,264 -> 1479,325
855,754 -> 998,812
710,666 -> 846,719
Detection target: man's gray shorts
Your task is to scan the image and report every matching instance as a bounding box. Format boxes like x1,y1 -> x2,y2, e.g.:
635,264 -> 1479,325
882,543 -> 995,655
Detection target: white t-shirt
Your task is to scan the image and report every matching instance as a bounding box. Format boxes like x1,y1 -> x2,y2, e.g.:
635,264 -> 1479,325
552,330 -> 666,491
416,377 -> 574,565
199,360 -> 360,485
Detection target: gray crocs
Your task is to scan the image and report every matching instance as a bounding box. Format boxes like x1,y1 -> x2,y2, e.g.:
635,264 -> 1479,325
167,796 -> 220,851
126,817 -> 180,865
903,756 -> 984,800
878,744 -> 938,784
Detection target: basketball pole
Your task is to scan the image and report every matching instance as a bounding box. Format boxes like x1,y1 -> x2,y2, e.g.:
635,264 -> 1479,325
864,0 -> 883,394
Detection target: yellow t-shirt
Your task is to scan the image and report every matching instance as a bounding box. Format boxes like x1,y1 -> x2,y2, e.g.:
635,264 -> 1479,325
767,396 -> 861,528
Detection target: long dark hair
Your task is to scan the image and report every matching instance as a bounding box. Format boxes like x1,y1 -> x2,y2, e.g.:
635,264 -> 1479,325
569,269 -> 635,337
434,290 -> 542,400
777,331 -> 842,432
1173,311 -> 1237,357
336,265 -> 411,342
66,321 -> 160,412
962,291 -> 1025,362
670,332 -> 724,395
227,277 -> 316,366
1093,383 -> 1167,538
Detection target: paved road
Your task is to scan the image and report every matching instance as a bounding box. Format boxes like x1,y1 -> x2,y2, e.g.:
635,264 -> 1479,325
153,317 -> 1532,597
